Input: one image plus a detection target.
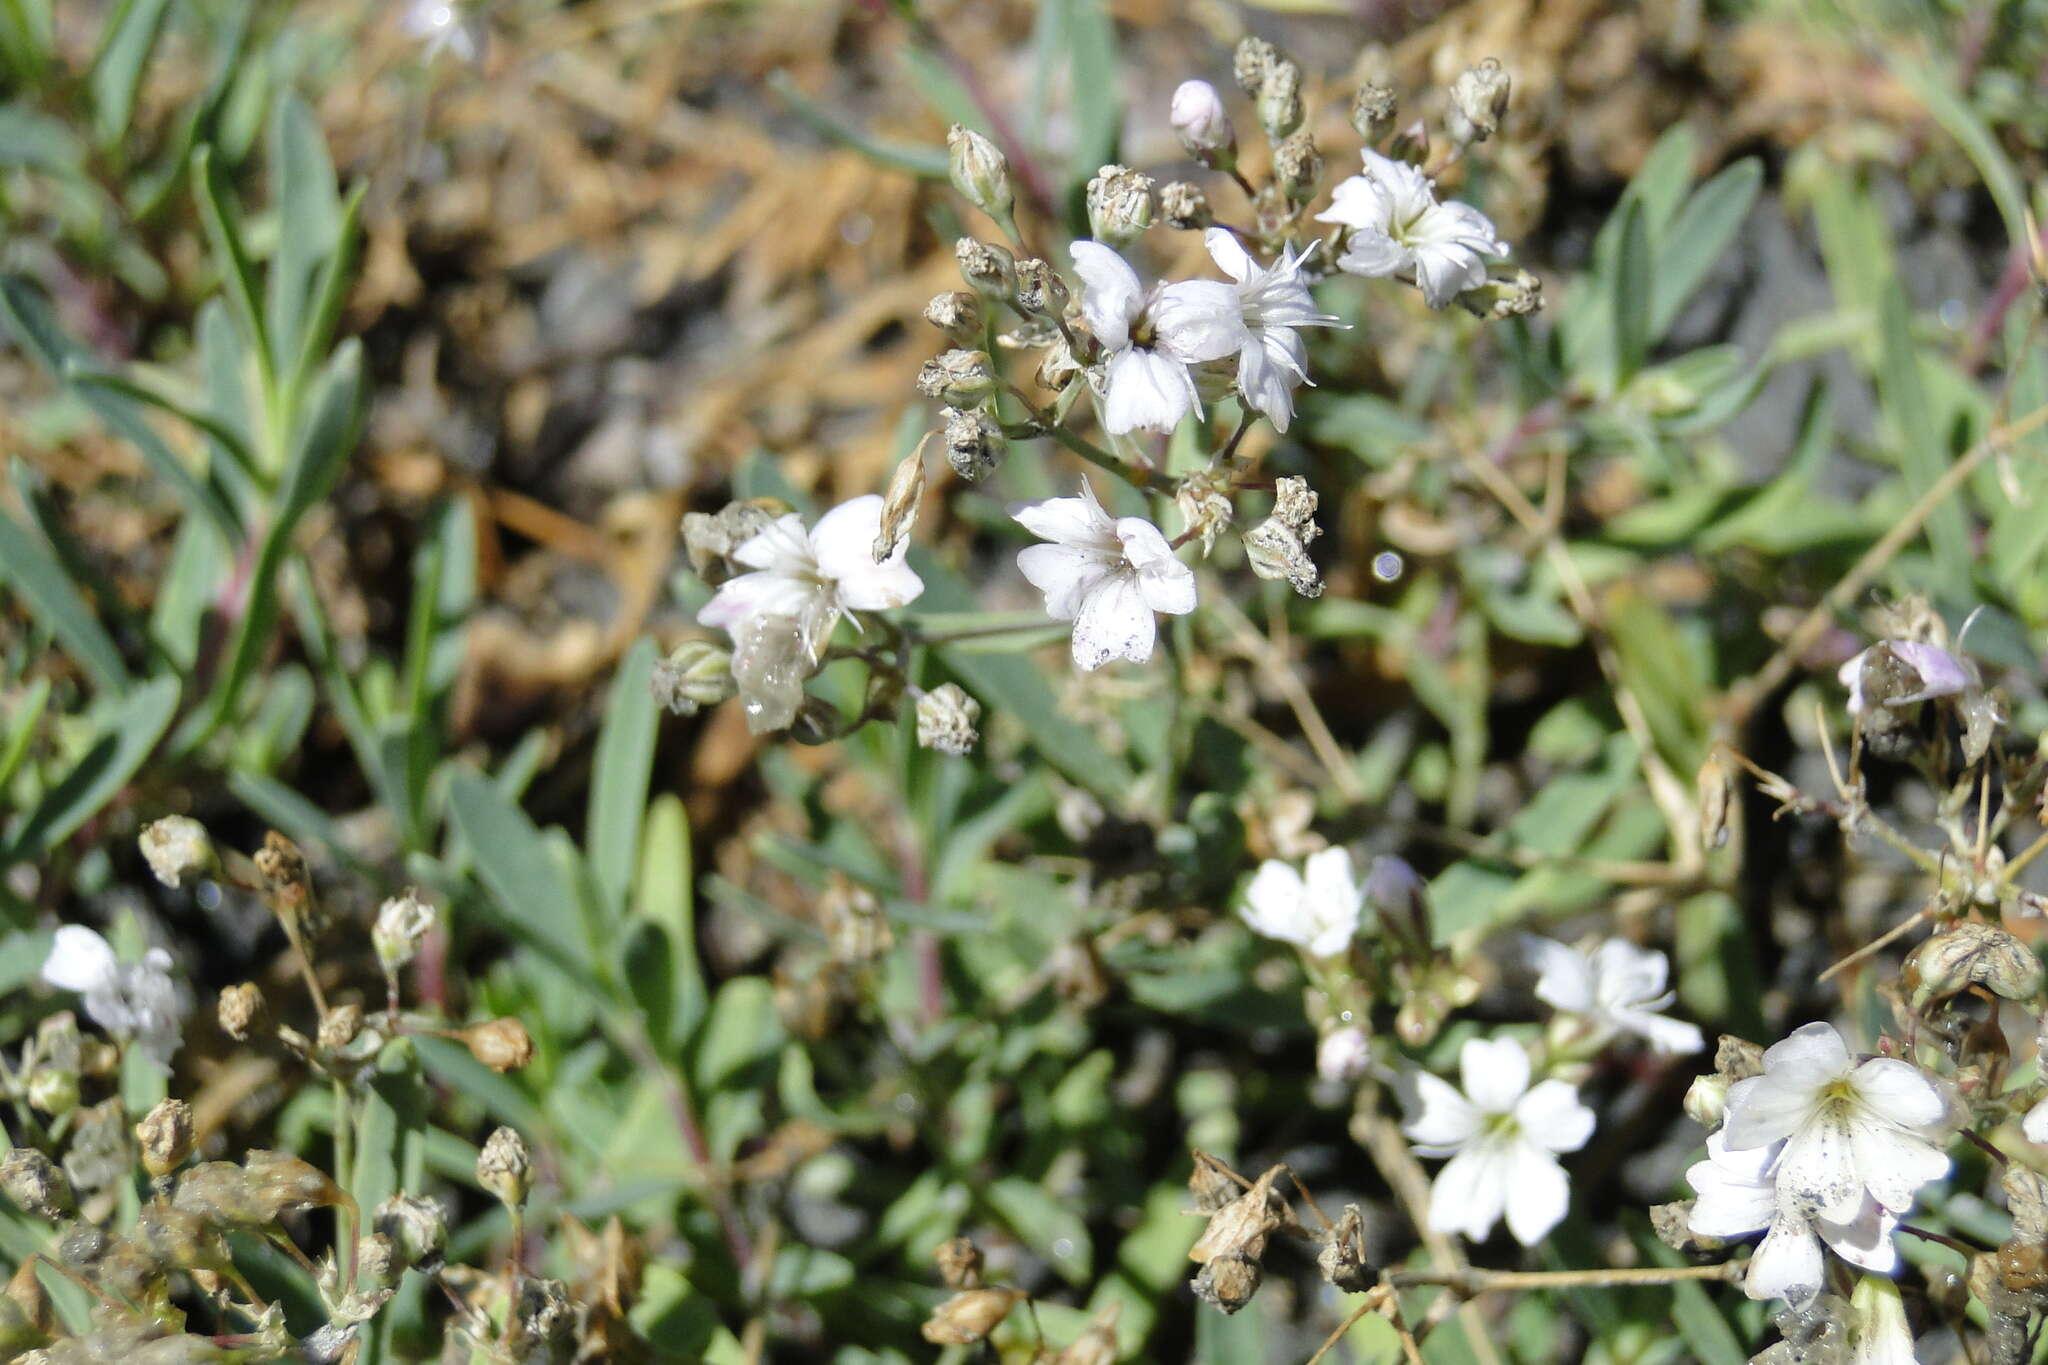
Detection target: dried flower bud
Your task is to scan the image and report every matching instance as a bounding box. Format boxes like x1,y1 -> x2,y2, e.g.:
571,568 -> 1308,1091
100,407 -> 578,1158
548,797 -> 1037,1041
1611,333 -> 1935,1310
682,500 -> 780,581
1243,475 -> 1324,598
135,1205 -> 231,1274
1171,79 -> 1235,164
1189,1164 -> 1297,1271
1085,165 -> 1155,248
318,1002 -> 363,1052
1271,130 -> 1321,204
1187,1150 -> 1244,1212
1696,751 -> 1733,851
139,816 -> 216,889
461,1017 -> 536,1073
915,684 -> 981,756
1649,1199 -> 1723,1255
1174,471 -> 1233,557
916,348 -> 998,409
1316,1027 -> 1371,1085
1053,1301 -> 1122,1365
135,1099 -> 194,1180
877,443 -> 927,563
1232,37 -> 1277,96
1035,339 -> 1082,393
1350,82 -> 1397,142
1013,258 -> 1067,318
0,1149 -> 73,1220
1192,1253 -> 1263,1314
1317,1204 -> 1372,1293
1454,267 -> 1544,319
1159,180 -> 1213,230
923,290 -> 984,347
253,831 -> 314,925
947,125 -> 1013,223
1714,1035 -> 1765,1081
1255,60 -> 1304,142
374,1193 -> 448,1272
373,890 -> 436,972
510,1275 -> 577,1360
1683,1073 -> 1729,1129
933,1236 -> 982,1289
218,982 -> 264,1042
921,1287 -> 1024,1345
1905,922 -> 2045,1007
943,406 -> 1007,481
956,237 -> 1017,297
477,1126 -> 532,1208
1446,58 -> 1511,146
651,641 -> 736,717
355,1233 -> 402,1292
243,1149 -> 345,1219
0,1290 -> 41,1356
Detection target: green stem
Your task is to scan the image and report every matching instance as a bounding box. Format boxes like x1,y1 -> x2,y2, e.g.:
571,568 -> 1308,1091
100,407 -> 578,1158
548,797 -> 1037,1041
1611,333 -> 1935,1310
332,1076 -> 356,1294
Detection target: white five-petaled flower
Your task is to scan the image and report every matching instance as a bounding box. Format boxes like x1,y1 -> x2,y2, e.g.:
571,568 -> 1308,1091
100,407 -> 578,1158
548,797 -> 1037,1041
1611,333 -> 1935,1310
1071,240 -> 1246,434
1200,229 -> 1343,433
1520,935 -> 1705,1056
1013,481 -> 1195,670
1400,1036 -> 1594,1246
1838,640 -> 1973,715
1238,846 -> 1365,959
1686,1130 -> 1898,1305
699,495 -> 925,730
1316,150 -> 1508,308
1720,1022 -> 1952,1234
41,925 -> 183,1071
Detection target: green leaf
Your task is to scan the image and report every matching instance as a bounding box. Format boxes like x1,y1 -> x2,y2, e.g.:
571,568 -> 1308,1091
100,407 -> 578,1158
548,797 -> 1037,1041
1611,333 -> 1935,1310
88,0 -> 171,150
265,95 -> 342,376
0,506 -> 129,695
1878,281 -> 1971,597
1650,159 -> 1761,338
765,70 -> 948,179
0,677 -> 49,792
193,145 -> 275,396
1894,57 -> 2028,253
589,638 -> 660,920
633,795 -> 704,1046
4,675 -> 178,863
447,770 -> 600,979
984,1176 -> 1092,1285
1036,0 -> 1118,189
1627,122 -> 1699,240
1671,1277 -> 1746,1365
1612,197 -> 1652,386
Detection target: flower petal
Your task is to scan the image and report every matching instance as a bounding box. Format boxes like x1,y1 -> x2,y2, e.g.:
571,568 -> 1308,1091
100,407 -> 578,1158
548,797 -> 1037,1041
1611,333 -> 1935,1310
1102,347 -> 1195,435
1013,485 -> 1117,549
1848,1057 -> 1948,1132
1846,1119 -> 1947,1214
1773,1112 -> 1865,1223
1017,543 -> 1114,621
1745,1215 -> 1825,1305
1069,569 -> 1156,669
1501,1142 -> 1571,1246
1202,226 -> 1257,284
1400,1069 -> 1481,1151
1521,936 -> 1595,1013
1458,1036 -> 1531,1114
1514,1080 -> 1595,1154
42,925 -> 118,993
1151,280 -> 1249,364
1426,1141 -> 1510,1242
1240,860 -> 1311,947
1070,240 -> 1141,349
1818,1200 -> 1899,1275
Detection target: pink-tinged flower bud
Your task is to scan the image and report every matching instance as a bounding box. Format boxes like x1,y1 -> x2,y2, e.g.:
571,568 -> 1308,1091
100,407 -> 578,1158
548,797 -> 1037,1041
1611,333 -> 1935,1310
1171,80 -> 1235,163
1316,1027 -> 1371,1085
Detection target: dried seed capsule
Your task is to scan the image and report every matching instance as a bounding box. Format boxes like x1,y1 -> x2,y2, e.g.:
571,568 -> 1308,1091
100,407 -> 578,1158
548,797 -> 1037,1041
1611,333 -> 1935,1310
1317,1204 -> 1372,1293
915,349 -> 998,409
318,1002 -> 363,1051
373,891 -> 436,972
217,982 -> 265,1042
477,1126 -> 532,1209
1013,258 -> 1068,318
650,641 -> 736,717
943,406 -> 1007,481
1192,1252 -> 1262,1313
374,1192 -> 449,1272
933,1236 -> 982,1289
135,1099 -> 194,1180
915,684 -> 981,756
921,1287 -> 1024,1344
1904,921 -> 2045,1008
1271,130 -> 1321,204
1053,1302 -> 1122,1365
461,1017 -> 536,1073
0,1148 -> 73,1220
139,816 -> 217,890
955,237 -> 1017,297
1447,58 -> 1511,146
1159,180 -> 1213,230
1350,83 -> 1397,142
1085,165 -> 1155,247
923,290 -> 984,347
1232,37 -> 1277,95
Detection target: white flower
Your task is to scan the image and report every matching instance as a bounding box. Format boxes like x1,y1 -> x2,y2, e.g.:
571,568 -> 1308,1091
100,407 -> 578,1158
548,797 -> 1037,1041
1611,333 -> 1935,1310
1400,1036 -> 1594,1245
1520,935 -> 1704,1055
1685,1130 -> 1898,1305
1316,150 -> 1508,308
374,891 -> 437,971
41,925 -> 183,1071
1838,640 -> 1973,715
1317,1026 -> 1372,1084
1071,240 -> 1246,434
2024,1094 -> 2048,1145
1013,481 -> 1195,670
1170,80 -> 1233,157
1720,1022 -> 1951,1226
699,495 -> 924,730
1200,229 -> 1343,433
1239,847 -> 1364,958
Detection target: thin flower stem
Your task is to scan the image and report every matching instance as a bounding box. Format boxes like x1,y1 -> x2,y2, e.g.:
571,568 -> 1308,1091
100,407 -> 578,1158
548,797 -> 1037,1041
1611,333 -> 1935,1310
1898,1222 -> 1986,1257
1964,1128 -> 2009,1166
902,617 -> 1062,646
1229,168 -> 1259,200
1999,824 -> 2048,884
1389,1263 -> 1741,1294
332,1076 -> 356,1293
1043,422 -> 1173,493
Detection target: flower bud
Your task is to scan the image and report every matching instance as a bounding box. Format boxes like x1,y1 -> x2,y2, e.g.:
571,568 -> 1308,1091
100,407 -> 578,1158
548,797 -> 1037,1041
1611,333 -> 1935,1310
477,1126 -> 532,1209
915,684 -> 981,756
1271,130 -> 1321,204
253,830 -> 314,926
1013,258 -> 1067,318
915,349 -> 998,409
1170,79 -> 1234,163
876,443 -> 927,563
1232,37 -> 1276,96
1316,1026 -> 1371,1085
651,641 -> 737,717
1904,921 -> 2045,1008
461,1017 -> 536,1073
1034,339 -> 1082,393
1192,1253 -> 1262,1314
1446,58 -> 1511,146
1454,267 -> 1544,319
955,237 -> 1017,297
1159,181 -> 1212,230
136,1098 -> 194,1179
682,499 -> 781,581
0,1148 -> 73,1220
946,125 -> 1013,223
356,1232 -> 403,1292
374,1193 -> 448,1272
1696,751 -> 1732,851
923,290 -> 984,347
1243,517 -> 1321,598
943,406 -> 1007,481
242,1149 -> 345,1219
373,890 -> 436,973
25,1068 -> 77,1118
218,982 -> 265,1042
318,1002 -> 363,1052
1316,1205 -> 1372,1294
1350,82 -> 1397,142
139,816 -> 217,890
1714,1034 -> 1765,1081
1175,471 -> 1233,557
1255,60 -> 1303,142
1683,1073 -> 1728,1129
921,1287 -> 1025,1345
933,1236 -> 982,1289
1085,164 -> 1155,248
